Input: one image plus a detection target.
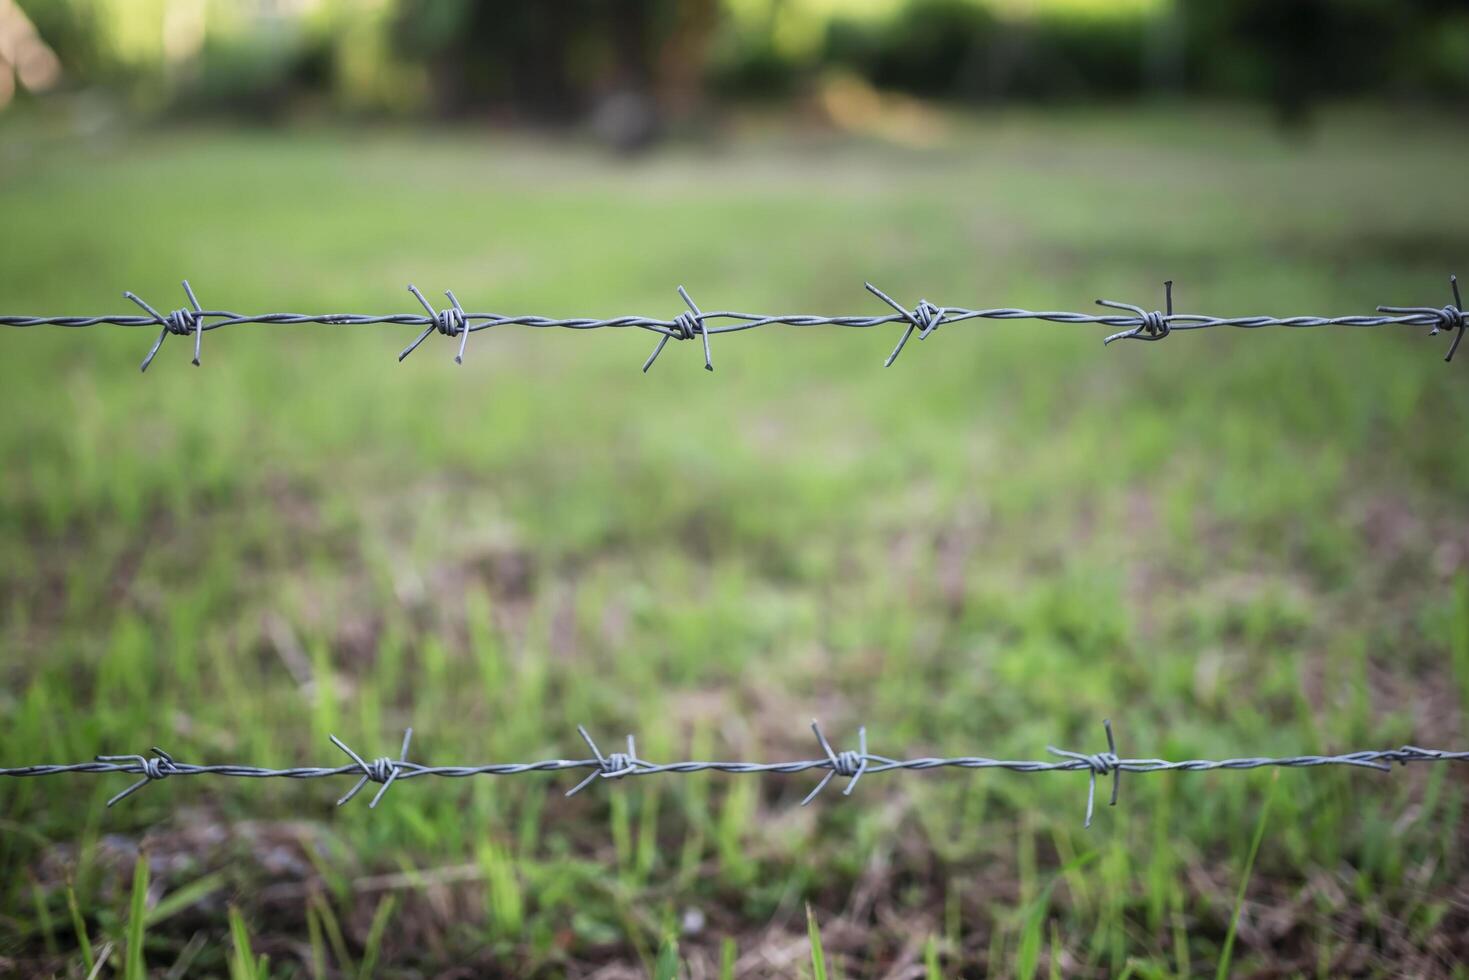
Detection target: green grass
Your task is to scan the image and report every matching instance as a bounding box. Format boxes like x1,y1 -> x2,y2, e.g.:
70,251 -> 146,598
1,105 -> 1467,976
808,904 -> 830,980
1217,773 -> 1277,980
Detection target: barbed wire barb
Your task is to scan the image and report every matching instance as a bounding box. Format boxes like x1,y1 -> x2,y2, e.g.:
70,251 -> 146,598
330,728 -> 414,808
643,286 -> 710,373
125,280 -> 205,372
1378,273 -> 1465,362
400,285 -> 468,363
865,282 -> 945,367
448,290 -> 470,364
96,746 -> 177,807
1100,281 -> 1172,346
801,720 -> 872,805
8,275 -> 1465,371
566,726 -> 646,797
1046,719 -> 1121,828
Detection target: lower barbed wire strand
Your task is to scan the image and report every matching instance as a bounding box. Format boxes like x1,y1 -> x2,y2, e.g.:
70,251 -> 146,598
3,726 -> 1464,826
4,752 -> 1464,782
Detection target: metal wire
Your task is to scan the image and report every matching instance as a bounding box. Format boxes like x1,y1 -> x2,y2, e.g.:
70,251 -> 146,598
1,276 -> 1464,372
3,720 -> 1464,828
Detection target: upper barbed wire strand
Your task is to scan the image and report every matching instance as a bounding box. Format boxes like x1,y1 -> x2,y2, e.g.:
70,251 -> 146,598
2,720 -> 1464,827
2,276 -> 1465,370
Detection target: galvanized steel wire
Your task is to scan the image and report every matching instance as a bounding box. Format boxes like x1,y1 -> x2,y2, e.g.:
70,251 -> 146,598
5,276 -> 1468,827
3,721 -> 1465,828
1,275 -> 1464,372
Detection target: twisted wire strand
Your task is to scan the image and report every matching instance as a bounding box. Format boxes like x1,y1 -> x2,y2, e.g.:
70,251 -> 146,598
2,276 -> 1464,372
3,720 -> 1464,827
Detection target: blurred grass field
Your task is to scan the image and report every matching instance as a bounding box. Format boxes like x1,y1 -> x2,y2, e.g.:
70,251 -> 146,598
2,107 -> 1469,977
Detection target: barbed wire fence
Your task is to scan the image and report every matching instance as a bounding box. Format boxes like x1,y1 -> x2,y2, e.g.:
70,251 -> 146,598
6,280 -> 1468,825
0,276 -> 1464,372
3,721 -> 1465,828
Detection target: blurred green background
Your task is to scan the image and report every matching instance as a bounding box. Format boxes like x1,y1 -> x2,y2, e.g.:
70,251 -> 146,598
2,2 -> 1469,978
11,0 -> 1469,132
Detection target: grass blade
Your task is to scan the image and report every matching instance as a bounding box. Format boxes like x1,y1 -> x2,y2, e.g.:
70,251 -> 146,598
306,898 -> 327,980
85,941 -> 114,980
311,891 -> 356,976
925,934 -> 942,979
807,903 -> 829,980
124,854 -> 149,980
67,882 -> 95,975
720,937 -> 737,980
1217,772 -> 1278,980
229,906 -> 260,980
147,869 -> 228,928
655,935 -> 682,980
164,932 -> 207,980
358,893 -> 398,980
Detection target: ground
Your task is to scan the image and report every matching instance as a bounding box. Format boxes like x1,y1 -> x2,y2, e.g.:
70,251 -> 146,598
1,106 -> 1467,978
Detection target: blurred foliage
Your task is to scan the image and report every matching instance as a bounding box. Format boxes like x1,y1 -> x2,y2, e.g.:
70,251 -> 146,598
1180,0 -> 1469,126
815,1 -> 1155,101
13,0 -> 1469,123
755,0 -> 1469,115
387,0 -> 705,121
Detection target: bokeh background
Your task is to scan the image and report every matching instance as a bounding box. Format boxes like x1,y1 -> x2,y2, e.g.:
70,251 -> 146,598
3,1 -> 1469,977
